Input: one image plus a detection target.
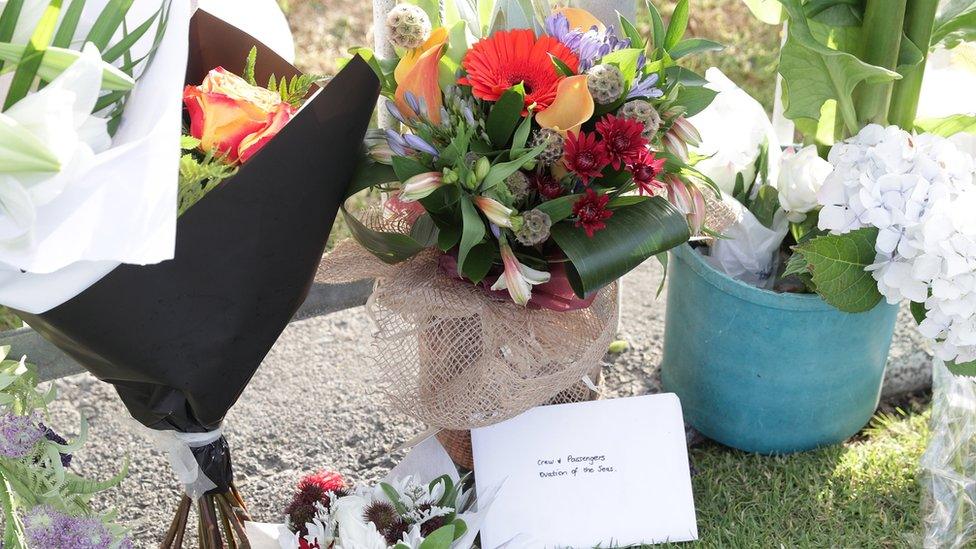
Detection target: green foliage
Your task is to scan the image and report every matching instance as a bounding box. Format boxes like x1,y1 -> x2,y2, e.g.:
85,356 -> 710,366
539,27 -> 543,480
793,228 -> 884,313
550,197 -> 691,298
916,114 -> 976,136
177,145 -> 238,217
932,0 -> 976,49
0,0 -> 170,131
0,349 -> 129,547
776,0 -> 901,137
748,185 -> 780,229
268,71 -> 322,108
485,86 -> 525,147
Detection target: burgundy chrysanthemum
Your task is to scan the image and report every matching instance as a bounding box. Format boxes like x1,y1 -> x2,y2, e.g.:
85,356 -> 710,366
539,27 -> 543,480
573,188 -> 613,237
596,114 -> 648,170
629,149 -> 667,195
563,131 -> 610,184
533,171 -> 565,199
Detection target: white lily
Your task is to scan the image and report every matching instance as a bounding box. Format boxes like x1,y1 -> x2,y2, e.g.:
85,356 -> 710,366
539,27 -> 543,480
0,44 -> 111,249
491,239 -> 550,306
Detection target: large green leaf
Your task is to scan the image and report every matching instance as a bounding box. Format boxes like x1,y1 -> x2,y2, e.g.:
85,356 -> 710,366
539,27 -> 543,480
457,196 -> 486,278
777,0 -> 901,136
346,156 -> 397,198
674,85 -> 718,117
669,38 -> 724,59
793,228 -> 884,313
663,0 -> 689,51
4,0 -> 62,110
645,0 -> 666,51
916,114 -> 976,136
342,205 -> 427,264
550,197 -> 691,298
932,0 -> 976,48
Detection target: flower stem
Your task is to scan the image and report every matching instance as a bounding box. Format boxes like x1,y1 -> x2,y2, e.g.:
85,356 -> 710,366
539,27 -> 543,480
888,0 -> 939,130
853,0 -> 908,127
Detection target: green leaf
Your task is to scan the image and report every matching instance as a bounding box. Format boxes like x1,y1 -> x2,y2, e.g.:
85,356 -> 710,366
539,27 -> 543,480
602,48 -> 643,84
664,66 -> 708,87
550,197 -> 691,297
452,518 -> 469,540
947,359 -> 976,377
486,86 -> 525,147
674,85 -> 718,117
646,0 -> 666,51
481,142 -> 545,191
419,525 -> 456,549
346,157 -> 397,198
4,0 -> 63,110
932,0 -> 976,48
741,0 -> 784,24
85,0 -> 134,50
511,114 -> 533,153
549,53 -> 575,76
655,252 -> 668,297
0,43 -> 135,91
664,0 -> 689,51
51,0 -> 85,48
916,114 -> 976,136
0,0 -> 25,72
777,0 -> 901,136
618,13 -> 644,49
910,300 -> 927,325
749,185 -> 780,229
100,6 -> 161,63
380,483 -> 410,515
669,38 -> 724,59
342,205 -> 426,264
793,228 -> 884,313
392,156 -> 430,182
457,196 -> 486,277
535,193 -> 579,222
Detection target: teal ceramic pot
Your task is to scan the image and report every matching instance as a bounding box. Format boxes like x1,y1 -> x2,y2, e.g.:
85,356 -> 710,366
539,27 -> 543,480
660,244 -> 900,455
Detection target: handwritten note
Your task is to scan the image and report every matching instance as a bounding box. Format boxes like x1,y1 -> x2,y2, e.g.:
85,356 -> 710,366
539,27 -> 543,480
471,394 -> 698,548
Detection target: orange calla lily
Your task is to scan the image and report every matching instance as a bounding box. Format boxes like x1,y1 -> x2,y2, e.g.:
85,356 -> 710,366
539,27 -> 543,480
395,41 -> 446,125
394,27 -> 449,85
536,75 -> 594,135
553,7 -> 605,33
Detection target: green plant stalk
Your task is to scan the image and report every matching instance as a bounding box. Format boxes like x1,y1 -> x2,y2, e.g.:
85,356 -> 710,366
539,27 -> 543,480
888,0 -> 939,131
853,0 -> 908,128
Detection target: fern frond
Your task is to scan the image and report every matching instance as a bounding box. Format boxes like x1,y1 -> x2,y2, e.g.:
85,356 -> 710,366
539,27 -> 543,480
243,46 -> 257,85
178,147 -> 238,216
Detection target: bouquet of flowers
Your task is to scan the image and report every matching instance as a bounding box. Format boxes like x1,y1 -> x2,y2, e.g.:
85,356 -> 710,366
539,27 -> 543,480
10,8 -> 380,547
321,0 -> 726,467
0,0 -> 189,313
691,0 -> 975,544
0,348 -> 131,548
245,439 -> 495,549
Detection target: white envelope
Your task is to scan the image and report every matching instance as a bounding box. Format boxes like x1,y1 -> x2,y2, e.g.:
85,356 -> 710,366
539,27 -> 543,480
471,394 -> 698,548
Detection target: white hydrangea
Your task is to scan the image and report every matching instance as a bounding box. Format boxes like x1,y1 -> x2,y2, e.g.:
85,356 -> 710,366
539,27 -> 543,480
819,124 -> 976,364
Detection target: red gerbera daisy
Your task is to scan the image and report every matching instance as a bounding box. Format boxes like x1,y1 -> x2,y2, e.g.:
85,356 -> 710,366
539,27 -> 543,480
573,188 -> 613,237
533,171 -> 565,199
596,114 -> 648,170
629,149 -> 667,195
458,29 -> 580,113
563,131 -> 610,184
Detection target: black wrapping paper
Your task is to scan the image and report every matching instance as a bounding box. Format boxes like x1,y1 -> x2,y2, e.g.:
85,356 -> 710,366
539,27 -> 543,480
16,10 -> 379,490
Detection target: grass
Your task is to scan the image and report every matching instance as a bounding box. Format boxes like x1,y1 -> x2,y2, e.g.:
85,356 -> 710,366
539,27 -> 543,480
663,404 -> 930,548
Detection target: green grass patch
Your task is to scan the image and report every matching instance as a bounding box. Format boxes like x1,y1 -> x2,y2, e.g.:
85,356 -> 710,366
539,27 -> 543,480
660,406 -> 930,548
0,306 -> 21,332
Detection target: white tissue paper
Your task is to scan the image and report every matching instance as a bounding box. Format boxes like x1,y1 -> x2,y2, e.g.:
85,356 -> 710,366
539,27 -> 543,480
0,0 -> 191,313
704,192 -> 789,289
688,67 -> 782,194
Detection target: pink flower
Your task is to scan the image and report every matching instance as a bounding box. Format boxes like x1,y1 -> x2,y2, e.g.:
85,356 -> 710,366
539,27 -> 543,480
491,239 -> 551,305
596,114 -> 648,170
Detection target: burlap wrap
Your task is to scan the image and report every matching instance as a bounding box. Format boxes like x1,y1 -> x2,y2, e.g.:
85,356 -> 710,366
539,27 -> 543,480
317,240 -> 617,432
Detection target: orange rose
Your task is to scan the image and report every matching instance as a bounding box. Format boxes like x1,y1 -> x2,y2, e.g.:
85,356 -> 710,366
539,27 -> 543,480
183,67 -> 296,164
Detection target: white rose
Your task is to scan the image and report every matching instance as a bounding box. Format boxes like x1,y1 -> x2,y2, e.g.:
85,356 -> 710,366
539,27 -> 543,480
776,145 -> 832,222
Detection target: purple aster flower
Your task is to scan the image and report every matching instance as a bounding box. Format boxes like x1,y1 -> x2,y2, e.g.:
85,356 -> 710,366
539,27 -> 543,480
24,506 -> 128,549
628,72 -> 664,100
0,412 -> 44,459
403,133 -> 440,157
544,13 -> 631,72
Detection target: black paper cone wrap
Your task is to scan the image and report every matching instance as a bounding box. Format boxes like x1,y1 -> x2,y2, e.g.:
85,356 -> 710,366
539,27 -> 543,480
16,10 -> 379,492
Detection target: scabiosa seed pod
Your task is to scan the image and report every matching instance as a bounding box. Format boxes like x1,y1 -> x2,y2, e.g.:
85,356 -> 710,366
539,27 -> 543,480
505,171 -> 531,202
586,64 -> 625,105
619,100 -> 662,138
531,129 -> 566,166
363,501 -> 400,532
515,209 -> 552,246
386,4 -> 432,49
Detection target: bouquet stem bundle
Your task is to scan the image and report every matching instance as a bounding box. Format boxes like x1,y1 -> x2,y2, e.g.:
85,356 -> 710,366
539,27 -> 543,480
160,487 -> 251,549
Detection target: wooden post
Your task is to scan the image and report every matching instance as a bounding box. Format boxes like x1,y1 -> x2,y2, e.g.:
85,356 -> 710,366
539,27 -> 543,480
373,0 -> 397,129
